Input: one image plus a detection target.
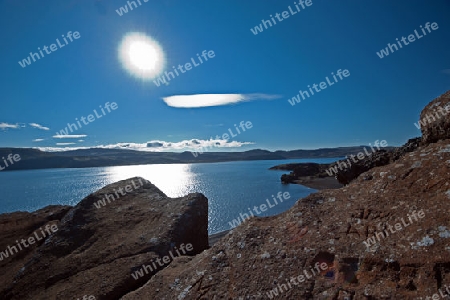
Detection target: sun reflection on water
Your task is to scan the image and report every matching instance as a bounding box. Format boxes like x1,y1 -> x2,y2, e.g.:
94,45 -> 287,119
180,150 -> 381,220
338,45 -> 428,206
104,164 -> 197,198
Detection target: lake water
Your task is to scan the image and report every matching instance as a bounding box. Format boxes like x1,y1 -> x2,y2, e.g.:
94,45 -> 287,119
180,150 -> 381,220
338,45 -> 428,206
0,158 -> 339,234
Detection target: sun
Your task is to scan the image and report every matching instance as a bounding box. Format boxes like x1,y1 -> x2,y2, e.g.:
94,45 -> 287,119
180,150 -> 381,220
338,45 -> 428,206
118,32 -> 165,80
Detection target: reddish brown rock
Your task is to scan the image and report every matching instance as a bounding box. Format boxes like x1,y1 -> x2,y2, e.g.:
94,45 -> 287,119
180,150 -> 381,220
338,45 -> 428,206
121,140 -> 450,300
119,92 -> 450,299
0,205 -> 71,297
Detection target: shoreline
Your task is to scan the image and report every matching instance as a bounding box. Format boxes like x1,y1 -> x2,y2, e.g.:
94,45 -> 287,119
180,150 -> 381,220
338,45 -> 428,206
209,230 -> 230,246
270,162 -> 344,190
291,176 -> 343,190
208,176 -> 342,246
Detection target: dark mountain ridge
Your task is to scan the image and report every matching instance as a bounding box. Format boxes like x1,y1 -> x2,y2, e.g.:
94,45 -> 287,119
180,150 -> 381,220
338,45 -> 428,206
0,146 -> 389,171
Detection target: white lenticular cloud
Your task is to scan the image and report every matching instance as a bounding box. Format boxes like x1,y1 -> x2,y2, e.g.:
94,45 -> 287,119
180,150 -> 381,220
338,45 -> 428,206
33,139 -> 45,142
53,134 -> 88,139
0,122 -> 20,130
163,93 -> 282,108
29,123 -> 50,130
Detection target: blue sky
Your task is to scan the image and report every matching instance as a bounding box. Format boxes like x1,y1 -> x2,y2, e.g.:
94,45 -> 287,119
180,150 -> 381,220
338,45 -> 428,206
1,0 -> 449,152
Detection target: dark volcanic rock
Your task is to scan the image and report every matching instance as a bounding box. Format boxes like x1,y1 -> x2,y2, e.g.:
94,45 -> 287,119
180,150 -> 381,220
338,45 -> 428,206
277,137 -> 423,187
0,177 -> 208,300
273,163 -> 333,184
335,150 -> 392,185
391,137 -> 422,160
273,141 -> 422,187
335,137 -> 422,185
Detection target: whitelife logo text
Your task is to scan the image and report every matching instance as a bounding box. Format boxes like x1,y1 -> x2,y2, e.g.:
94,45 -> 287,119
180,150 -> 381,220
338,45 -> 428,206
18,31 -> 81,68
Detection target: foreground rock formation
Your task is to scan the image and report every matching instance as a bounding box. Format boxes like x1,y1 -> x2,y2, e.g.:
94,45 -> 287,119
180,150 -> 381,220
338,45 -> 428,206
0,178 -> 208,299
0,90 -> 449,299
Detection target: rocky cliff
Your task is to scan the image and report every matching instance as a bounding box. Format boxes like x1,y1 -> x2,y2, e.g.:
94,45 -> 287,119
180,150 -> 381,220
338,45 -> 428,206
273,162 -> 344,190
0,91 -> 449,299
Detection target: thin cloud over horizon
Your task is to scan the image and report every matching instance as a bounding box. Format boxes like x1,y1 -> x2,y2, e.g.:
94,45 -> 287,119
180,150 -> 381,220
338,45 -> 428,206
53,134 -> 88,139
36,138 -> 254,152
163,93 -> 282,108
0,122 -> 20,130
56,143 -> 77,146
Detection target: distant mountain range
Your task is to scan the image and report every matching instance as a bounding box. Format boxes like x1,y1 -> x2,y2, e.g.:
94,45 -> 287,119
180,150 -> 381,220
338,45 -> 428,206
0,146 -> 392,171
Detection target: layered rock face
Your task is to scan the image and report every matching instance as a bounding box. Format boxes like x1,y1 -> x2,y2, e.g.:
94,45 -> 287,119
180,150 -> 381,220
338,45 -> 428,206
0,178 -> 208,300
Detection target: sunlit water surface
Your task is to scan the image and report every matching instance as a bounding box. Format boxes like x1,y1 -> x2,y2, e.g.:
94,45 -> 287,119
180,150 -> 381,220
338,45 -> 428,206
0,159 -> 339,234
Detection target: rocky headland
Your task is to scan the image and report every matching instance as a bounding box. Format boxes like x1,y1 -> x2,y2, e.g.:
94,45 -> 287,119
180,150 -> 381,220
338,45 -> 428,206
270,162 -> 344,189
0,90 -> 449,299
272,137 -> 422,188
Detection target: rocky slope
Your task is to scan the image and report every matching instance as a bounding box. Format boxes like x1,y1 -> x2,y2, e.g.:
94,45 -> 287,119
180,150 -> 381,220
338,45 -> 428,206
119,91 -> 450,299
0,90 -> 449,299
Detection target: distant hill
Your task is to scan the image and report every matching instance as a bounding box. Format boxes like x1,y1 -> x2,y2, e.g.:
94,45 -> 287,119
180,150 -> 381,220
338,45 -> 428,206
0,146 -> 390,171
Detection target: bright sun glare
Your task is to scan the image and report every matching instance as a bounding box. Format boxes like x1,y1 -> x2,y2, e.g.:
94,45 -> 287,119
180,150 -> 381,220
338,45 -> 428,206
118,32 -> 165,80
